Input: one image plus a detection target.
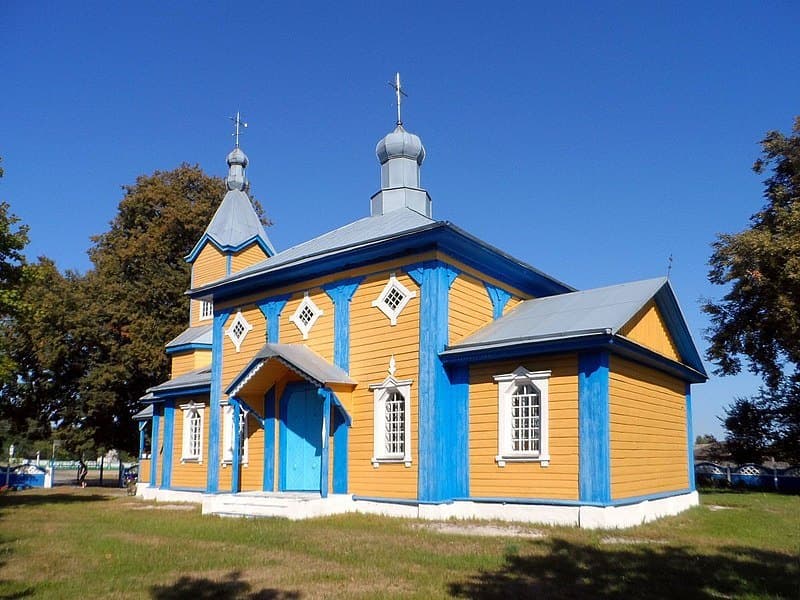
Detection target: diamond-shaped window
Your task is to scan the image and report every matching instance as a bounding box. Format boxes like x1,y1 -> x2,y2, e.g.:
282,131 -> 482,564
289,293 -> 323,339
226,311 -> 253,352
372,273 -> 416,326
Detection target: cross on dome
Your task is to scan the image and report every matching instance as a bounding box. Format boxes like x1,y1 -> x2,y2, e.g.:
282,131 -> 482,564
389,72 -> 407,126
229,111 -> 248,148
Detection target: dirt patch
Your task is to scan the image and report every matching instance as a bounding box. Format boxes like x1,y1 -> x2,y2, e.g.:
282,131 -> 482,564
601,537 -> 668,545
706,504 -> 735,511
412,522 -> 546,538
130,503 -> 197,511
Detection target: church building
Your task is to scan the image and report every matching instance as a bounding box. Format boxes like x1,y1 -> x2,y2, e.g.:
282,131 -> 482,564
136,89 -> 707,528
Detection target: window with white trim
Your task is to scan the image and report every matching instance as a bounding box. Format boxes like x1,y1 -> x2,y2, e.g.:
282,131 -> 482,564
180,403 -> 204,462
370,367 -> 412,467
494,367 -> 551,467
289,292 -> 323,339
372,273 -> 416,326
226,311 -> 253,352
199,299 -> 213,321
222,403 -> 249,465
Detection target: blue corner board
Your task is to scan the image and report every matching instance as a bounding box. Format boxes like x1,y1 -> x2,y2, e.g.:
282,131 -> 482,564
161,401 -> 174,488
406,260 -> 468,502
150,410 -> 161,487
207,309 -> 232,493
578,351 -> 611,504
686,383 -> 695,491
263,386 -> 276,492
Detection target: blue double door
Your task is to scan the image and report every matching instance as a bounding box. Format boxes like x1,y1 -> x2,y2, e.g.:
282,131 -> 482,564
280,384 -> 323,492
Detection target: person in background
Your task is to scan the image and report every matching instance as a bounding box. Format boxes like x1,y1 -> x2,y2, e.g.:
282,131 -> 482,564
77,459 -> 88,488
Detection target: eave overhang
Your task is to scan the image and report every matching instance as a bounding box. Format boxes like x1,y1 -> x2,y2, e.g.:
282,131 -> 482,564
187,222 -> 573,303
185,233 -> 275,263
440,330 -> 708,384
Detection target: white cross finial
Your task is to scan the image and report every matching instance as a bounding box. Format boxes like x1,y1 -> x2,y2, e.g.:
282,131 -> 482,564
229,111 -> 248,148
388,355 -> 396,377
667,254 -> 673,279
389,72 -> 407,126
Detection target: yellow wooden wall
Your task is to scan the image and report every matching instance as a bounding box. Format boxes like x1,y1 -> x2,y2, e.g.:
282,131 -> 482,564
449,274 -> 494,344
191,243 -> 228,325
505,296 -> 522,314
139,458 -> 150,482
468,354 -> 579,499
609,356 -> 688,499
170,396 -> 210,490
232,243 -> 267,273
280,289 -> 335,363
620,301 -> 681,362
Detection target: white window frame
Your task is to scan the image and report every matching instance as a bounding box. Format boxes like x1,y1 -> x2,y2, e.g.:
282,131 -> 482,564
372,273 -> 416,326
494,367 -> 551,467
226,310 -> 253,352
221,402 -> 249,466
180,402 -> 205,463
289,292 -> 323,340
369,375 -> 412,467
199,299 -> 213,321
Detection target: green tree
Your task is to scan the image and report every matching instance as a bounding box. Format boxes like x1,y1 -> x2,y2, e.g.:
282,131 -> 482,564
721,395 -> 773,463
704,116 -> 800,461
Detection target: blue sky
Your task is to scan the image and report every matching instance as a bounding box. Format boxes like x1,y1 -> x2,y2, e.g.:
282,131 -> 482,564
2,2 -> 799,437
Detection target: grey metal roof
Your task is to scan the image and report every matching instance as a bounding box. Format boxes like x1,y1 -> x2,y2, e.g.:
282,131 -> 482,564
165,324 -> 213,348
188,188 -> 276,258
146,365 -> 212,395
227,343 -> 355,396
232,206 -> 434,279
447,277 -> 669,352
132,404 -> 153,420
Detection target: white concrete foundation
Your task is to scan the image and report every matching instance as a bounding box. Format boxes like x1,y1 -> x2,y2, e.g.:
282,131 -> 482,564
134,485 -> 699,529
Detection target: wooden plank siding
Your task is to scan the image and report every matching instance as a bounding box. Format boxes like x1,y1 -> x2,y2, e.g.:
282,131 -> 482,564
348,271 -> 420,499
619,301 -> 681,363
232,243 -> 267,273
469,354 -> 579,500
170,351 -> 195,379
191,243 -> 228,325
280,289 -> 335,363
139,458 -> 150,482
448,273 -> 494,345
170,395 -> 210,490
609,356 -> 688,499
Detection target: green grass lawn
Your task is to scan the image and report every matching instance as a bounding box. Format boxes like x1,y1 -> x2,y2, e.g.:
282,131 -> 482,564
0,488 -> 797,599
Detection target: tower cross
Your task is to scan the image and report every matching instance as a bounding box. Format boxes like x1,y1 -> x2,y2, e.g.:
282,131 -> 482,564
389,72 -> 407,126
229,111 -> 248,148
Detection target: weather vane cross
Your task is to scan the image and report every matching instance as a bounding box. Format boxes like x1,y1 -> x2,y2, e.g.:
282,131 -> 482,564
667,254 -> 673,279
388,72 -> 407,126
229,110 -> 248,148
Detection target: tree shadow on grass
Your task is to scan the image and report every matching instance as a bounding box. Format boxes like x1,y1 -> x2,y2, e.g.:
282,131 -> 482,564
150,571 -> 301,600
0,492 -> 110,512
449,538 -> 799,599
0,535 -> 34,599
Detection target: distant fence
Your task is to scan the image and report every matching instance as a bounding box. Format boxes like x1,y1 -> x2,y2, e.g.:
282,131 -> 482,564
695,462 -> 800,493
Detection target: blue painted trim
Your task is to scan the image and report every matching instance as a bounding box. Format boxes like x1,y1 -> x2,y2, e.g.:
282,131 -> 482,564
653,284 -> 707,377
185,233 -> 275,263
207,309 -> 231,493
484,283 -> 511,320
190,224 -> 573,304
257,294 -> 291,343
686,383 -> 695,491
147,385 -> 211,400
161,401 -> 175,489
606,488 -> 693,506
236,397 -> 264,425
352,495 -> 424,506
332,402 -> 348,494
226,253 -> 232,276
165,486 -> 206,493
278,384 -> 290,492
319,388 -> 331,498
441,333 -> 707,383
139,426 -> 145,459
263,386 -> 276,492
322,277 -> 363,373
150,409 -> 161,487
231,398 -> 241,493
165,342 -> 213,355
578,351 -> 611,504
406,260 -> 467,502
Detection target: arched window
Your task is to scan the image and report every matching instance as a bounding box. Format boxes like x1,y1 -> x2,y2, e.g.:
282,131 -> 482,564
180,403 -> 205,462
494,367 -> 551,467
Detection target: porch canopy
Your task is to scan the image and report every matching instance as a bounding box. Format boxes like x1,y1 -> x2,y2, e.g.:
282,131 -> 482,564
140,366 -> 212,402
225,343 -> 355,422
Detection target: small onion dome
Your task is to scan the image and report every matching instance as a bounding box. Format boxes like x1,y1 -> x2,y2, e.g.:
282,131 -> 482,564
376,125 -> 425,166
226,147 -> 249,168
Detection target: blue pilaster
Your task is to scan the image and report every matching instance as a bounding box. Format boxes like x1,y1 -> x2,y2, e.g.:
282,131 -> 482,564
231,398 -> 241,493
138,422 -> 146,459
332,407 -> 348,494
686,383 -> 695,491
484,283 -> 511,320
322,277 -> 363,372
150,409 -> 161,487
161,401 -> 174,489
207,308 -> 232,492
225,253 -> 232,276
257,295 -> 290,342
318,388 -> 332,498
407,261 -> 466,502
263,386 -> 276,492
578,351 -> 611,503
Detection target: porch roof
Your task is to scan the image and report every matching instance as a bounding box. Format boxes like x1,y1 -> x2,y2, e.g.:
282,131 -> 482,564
226,343 -> 355,397
141,366 -> 212,402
